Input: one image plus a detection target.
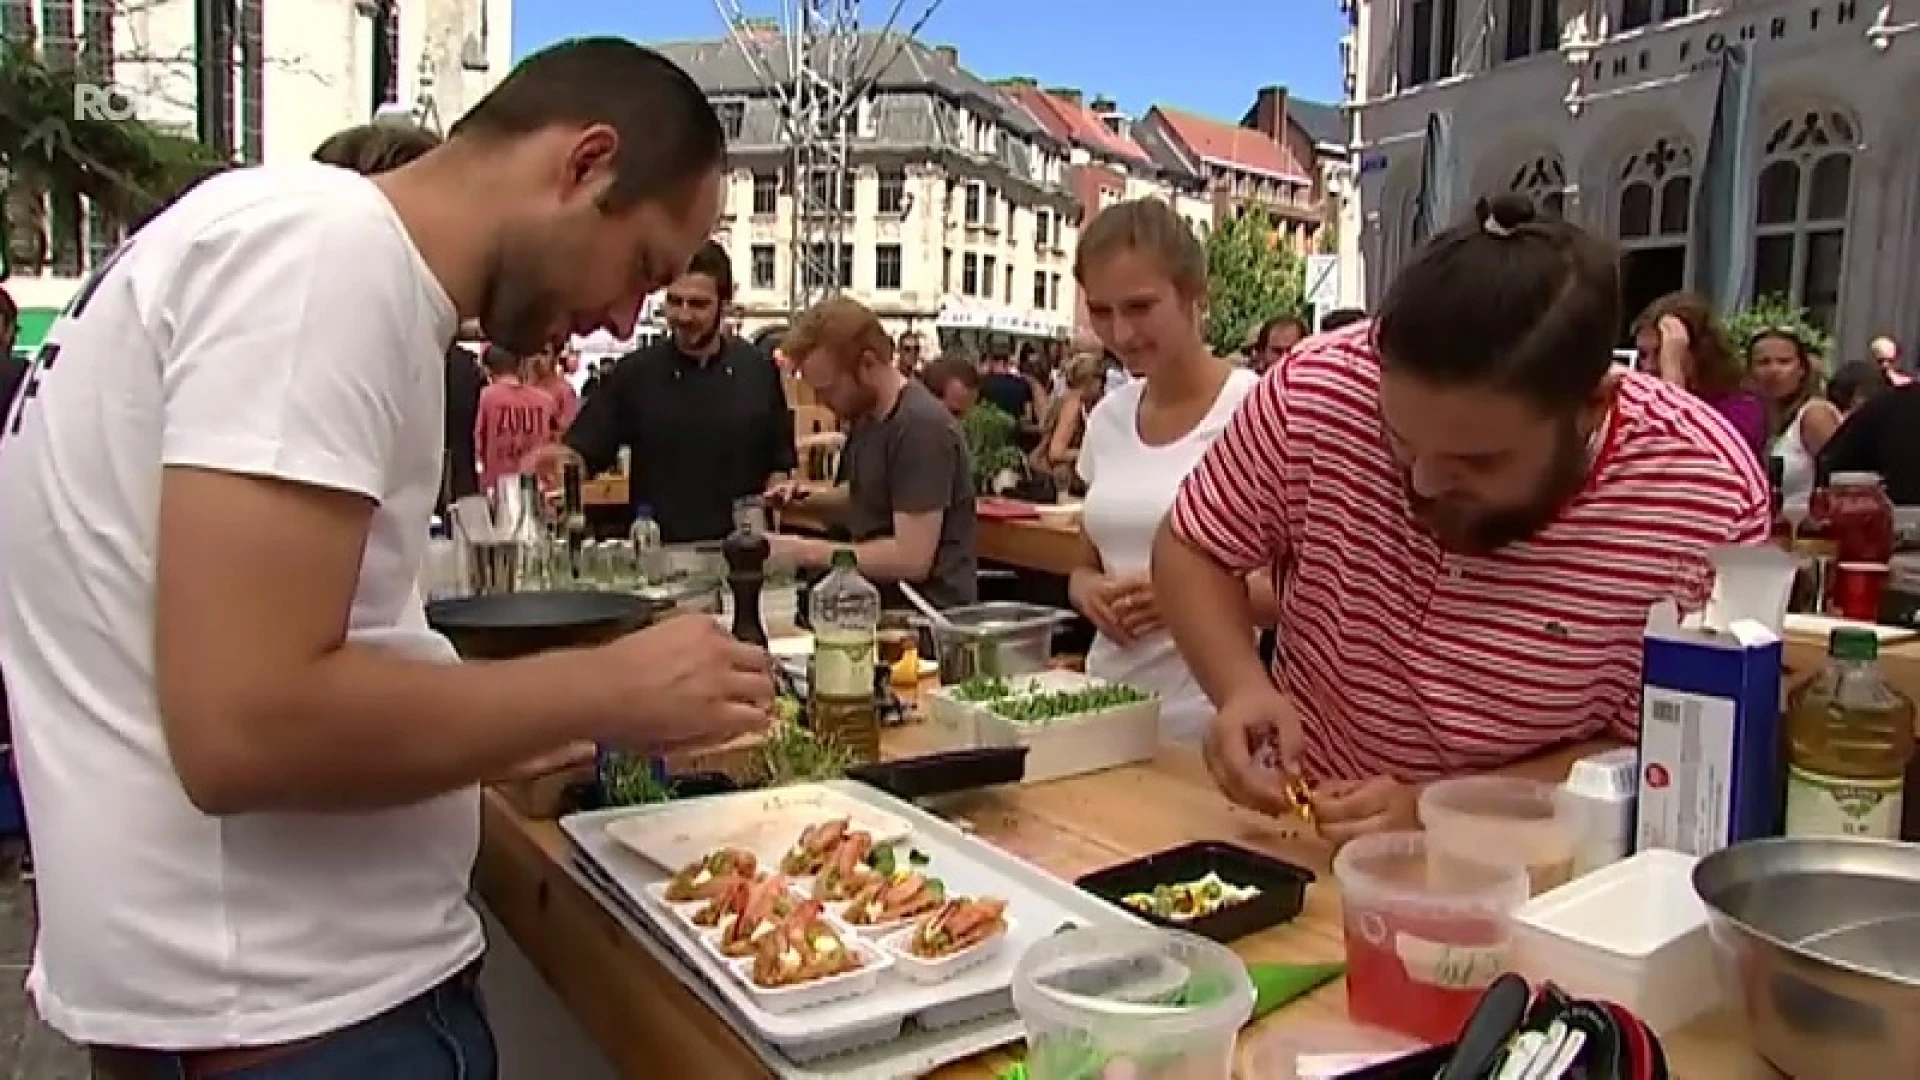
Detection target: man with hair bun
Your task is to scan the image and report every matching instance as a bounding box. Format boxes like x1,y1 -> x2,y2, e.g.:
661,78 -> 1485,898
766,296 -> 978,608
1155,193 -> 1768,846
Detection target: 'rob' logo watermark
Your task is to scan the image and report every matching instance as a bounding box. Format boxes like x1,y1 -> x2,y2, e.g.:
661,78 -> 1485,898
73,83 -> 138,122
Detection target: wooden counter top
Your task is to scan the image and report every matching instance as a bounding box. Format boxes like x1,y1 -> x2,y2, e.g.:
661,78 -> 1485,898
475,732 -> 1762,1079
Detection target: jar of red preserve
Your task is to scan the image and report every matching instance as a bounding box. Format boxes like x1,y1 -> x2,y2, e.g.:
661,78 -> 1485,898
1817,472 -> 1895,621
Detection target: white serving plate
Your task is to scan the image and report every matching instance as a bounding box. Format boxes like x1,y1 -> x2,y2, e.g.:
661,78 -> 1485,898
605,783 -> 913,871
728,936 -> 893,1013
880,914 -> 1018,986
561,780 -> 1146,1067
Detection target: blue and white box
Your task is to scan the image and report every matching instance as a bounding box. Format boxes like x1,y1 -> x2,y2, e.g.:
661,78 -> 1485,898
1635,546 -> 1796,857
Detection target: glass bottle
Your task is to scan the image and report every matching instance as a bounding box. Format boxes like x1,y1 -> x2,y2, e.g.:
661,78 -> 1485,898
807,549 -> 881,763
1785,628 -> 1916,840
628,504 -> 663,585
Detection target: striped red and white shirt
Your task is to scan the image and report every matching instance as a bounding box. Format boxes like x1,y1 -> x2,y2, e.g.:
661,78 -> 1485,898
1169,325 -> 1770,782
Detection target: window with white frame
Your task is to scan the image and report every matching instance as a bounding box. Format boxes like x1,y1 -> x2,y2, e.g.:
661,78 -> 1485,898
1751,108 -> 1856,332
1620,0 -> 1690,33
1405,0 -> 1460,89
1616,137 -> 1693,255
1032,270 -> 1048,310
962,252 -> 980,295
1507,153 -> 1568,218
1502,0 -> 1559,62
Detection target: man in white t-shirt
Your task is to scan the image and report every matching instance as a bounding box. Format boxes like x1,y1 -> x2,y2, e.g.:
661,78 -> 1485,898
0,39 -> 773,1080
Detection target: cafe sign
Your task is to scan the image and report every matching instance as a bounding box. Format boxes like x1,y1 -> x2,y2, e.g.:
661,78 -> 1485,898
1587,0 -> 1863,86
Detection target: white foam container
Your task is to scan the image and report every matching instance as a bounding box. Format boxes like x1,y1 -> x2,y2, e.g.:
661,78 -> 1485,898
971,671 -> 1160,783
1511,848 -> 1721,1034
922,671 -> 1061,750
880,915 -> 1017,985
728,936 -> 893,1013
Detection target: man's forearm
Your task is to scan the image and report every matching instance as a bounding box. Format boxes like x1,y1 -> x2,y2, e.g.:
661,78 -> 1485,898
781,533 -> 928,584
193,644 -> 611,815
1152,523 -> 1269,705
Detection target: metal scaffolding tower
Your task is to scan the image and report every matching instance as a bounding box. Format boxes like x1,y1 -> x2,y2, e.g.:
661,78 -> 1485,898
714,0 -> 945,316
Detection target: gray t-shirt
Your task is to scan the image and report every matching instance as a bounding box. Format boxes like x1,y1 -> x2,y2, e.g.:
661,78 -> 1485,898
839,380 -> 978,608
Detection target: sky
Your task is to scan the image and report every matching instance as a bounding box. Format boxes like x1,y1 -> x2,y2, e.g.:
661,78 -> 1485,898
512,0 -> 1349,121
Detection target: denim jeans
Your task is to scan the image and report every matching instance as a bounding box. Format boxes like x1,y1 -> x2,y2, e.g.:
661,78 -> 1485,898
94,964 -> 497,1080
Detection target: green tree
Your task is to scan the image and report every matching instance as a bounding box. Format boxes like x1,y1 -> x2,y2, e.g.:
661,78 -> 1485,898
1204,208 -> 1305,356
1,38 -> 226,281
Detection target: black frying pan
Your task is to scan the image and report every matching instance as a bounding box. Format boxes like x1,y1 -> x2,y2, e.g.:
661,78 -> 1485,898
426,591 -> 658,661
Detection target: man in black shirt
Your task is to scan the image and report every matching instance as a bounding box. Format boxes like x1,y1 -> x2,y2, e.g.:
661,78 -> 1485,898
566,241 -> 796,543
1818,380 -> 1920,505
767,297 -> 977,608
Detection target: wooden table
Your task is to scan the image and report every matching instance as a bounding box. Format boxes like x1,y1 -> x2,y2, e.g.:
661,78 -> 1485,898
475,733 -> 1764,1079
777,498 -> 1084,577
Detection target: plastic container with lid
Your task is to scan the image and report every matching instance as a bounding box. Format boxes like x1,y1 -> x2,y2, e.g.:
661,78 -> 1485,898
1012,925 -> 1252,1080
1332,831 -> 1530,1046
1418,776 -> 1577,894
1554,747 -> 1640,877
1818,472 -> 1895,620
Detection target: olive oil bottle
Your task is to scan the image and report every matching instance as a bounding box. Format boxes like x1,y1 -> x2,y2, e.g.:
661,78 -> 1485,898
808,549 -> 881,764
1784,629 -> 1916,840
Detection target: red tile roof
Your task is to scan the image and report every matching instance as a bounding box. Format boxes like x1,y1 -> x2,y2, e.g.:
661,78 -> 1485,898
1008,87 -> 1154,170
1150,106 -> 1309,183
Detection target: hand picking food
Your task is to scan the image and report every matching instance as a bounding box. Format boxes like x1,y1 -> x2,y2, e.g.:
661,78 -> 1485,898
780,817 -> 852,876
1119,872 -> 1260,923
749,900 -> 866,988
810,831 -> 880,903
665,847 -> 758,903
908,897 -> 1009,959
843,870 -> 946,926
717,876 -> 801,958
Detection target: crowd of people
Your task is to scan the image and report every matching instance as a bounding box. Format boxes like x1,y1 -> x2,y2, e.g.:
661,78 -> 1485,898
3,33 -> 1920,1080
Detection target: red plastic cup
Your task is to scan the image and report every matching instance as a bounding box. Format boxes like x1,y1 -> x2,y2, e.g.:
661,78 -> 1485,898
1831,562 -> 1891,622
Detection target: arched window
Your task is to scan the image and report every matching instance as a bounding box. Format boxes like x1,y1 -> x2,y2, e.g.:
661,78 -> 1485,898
1508,153 -> 1567,218
1752,108 -> 1856,331
1617,137 -> 1693,246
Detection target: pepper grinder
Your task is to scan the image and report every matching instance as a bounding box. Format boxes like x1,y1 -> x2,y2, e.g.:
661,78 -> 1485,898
721,525 -> 771,647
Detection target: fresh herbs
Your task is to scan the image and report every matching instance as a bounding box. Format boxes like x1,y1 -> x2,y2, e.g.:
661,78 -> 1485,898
954,677 -> 1015,702
990,684 -> 1152,727
755,716 -> 856,787
864,842 -> 933,877
599,751 -> 674,808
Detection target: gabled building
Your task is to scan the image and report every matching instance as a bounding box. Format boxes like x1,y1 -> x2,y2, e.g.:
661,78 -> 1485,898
999,81 -> 1212,333
1137,91 -> 1341,254
659,34 -> 1080,341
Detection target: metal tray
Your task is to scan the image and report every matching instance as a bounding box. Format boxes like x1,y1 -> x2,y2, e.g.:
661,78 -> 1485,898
561,779 -> 1143,1074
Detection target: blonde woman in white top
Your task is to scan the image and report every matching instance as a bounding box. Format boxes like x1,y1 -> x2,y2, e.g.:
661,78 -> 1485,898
1749,328 -> 1840,511
1066,199 -> 1274,741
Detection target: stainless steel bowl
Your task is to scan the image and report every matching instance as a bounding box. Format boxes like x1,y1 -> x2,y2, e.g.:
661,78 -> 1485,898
1694,837 -> 1920,1076
922,602 -> 1074,685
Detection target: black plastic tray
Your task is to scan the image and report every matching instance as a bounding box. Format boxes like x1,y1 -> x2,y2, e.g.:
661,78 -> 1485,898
845,747 -> 1028,801
1075,841 -> 1314,943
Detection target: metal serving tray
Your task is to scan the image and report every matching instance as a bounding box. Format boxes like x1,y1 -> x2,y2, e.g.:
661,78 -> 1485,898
561,779 -> 1142,1077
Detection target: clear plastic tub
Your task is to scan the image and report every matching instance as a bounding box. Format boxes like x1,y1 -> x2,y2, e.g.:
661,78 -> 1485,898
1419,776 -> 1576,894
1332,831 -> 1530,1046
1013,926 -> 1253,1080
